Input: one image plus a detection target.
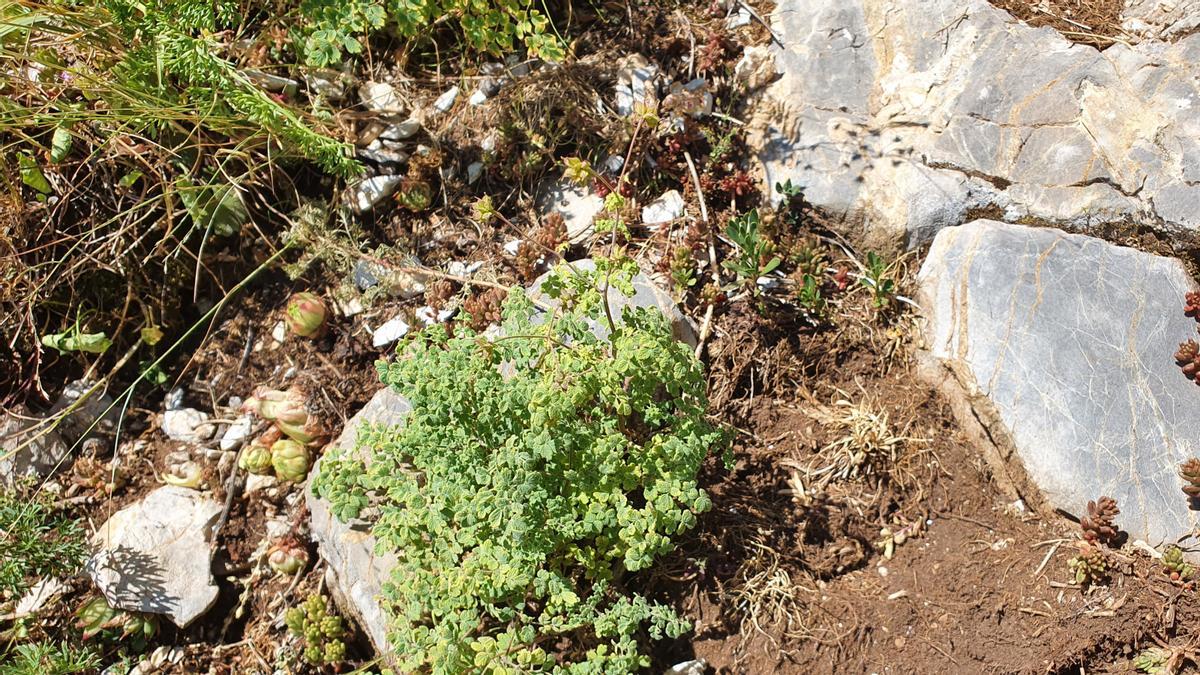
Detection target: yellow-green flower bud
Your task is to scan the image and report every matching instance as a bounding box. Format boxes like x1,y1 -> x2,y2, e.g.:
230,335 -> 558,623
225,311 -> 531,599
285,292 -> 327,337
267,540 -> 309,575
237,444 -> 272,475
271,439 -> 310,482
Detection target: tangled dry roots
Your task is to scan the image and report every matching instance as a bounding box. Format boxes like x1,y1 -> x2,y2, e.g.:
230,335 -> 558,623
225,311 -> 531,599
1080,496 -> 1120,545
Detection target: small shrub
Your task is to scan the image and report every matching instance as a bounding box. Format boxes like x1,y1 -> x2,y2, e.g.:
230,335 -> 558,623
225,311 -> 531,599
296,0 -> 565,67
0,641 -> 100,675
315,261 -> 726,672
0,488 -> 88,599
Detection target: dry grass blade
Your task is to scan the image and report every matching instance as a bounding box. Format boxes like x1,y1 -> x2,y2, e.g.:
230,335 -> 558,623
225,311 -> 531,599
802,396 -> 927,490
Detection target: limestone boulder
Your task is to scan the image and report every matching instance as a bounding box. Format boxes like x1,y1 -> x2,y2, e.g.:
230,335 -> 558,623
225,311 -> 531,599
918,219 -> 1200,548
755,0 -> 1200,245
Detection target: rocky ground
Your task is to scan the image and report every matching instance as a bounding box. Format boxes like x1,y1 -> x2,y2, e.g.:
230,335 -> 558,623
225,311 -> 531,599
9,0 -> 1200,673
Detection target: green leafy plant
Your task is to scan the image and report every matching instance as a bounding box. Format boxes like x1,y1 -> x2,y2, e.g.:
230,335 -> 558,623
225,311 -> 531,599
723,209 -> 780,289
0,488 -> 88,598
315,261 -> 726,673
796,274 -> 825,317
295,0 -> 565,67
0,641 -> 100,675
74,596 -> 158,653
284,594 -> 346,665
861,251 -> 896,309
1067,541 -> 1109,586
1163,545 -> 1194,582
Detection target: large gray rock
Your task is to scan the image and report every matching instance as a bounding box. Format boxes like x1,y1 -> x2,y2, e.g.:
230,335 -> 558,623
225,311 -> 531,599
0,408 -> 68,485
918,220 -> 1200,548
307,387 -> 410,655
87,486 -> 222,627
754,0 -> 1200,245
1123,0 -> 1200,40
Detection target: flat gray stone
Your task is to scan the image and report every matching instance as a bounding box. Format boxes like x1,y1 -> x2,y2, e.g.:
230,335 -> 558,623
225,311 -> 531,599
754,0 -> 1200,245
0,408 -> 68,485
87,486 -> 222,627
919,219 -> 1200,549
307,387 -> 410,656
537,179 -> 603,244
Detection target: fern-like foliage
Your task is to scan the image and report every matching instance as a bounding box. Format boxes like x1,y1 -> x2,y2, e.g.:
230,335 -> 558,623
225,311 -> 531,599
96,0 -> 360,177
315,262 -> 725,673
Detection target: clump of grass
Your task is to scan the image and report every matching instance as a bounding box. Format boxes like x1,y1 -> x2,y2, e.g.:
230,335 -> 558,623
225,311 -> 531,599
802,395 -> 926,490
0,486 -> 88,599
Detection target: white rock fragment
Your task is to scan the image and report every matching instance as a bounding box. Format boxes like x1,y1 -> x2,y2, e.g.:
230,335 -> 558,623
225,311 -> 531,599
270,320 -> 288,344
434,86 -> 460,113
641,190 -> 686,225
734,45 -> 777,92
87,486 -> 222,627
161,408 -> 213,443
614,54 -> 661,116
357,140 -> 409,165
447,261 -> 483,277
538,179 -> 604,243
726,7 -> 751,28
11,577 -> 66,619
415,306 -> 453,326
349,175 -> 403,214
372,317 -> 410,347
666,660 -> 707,675
467,161 -> 484,184
359,82 -> 404,114
218,416 -> 253,452
504,239 -> 523,255
468,89 -> 489,106
244,473 -> 278,495
605,155 -> 625,174
332,296 -> 365,318
378,119 -> 421,140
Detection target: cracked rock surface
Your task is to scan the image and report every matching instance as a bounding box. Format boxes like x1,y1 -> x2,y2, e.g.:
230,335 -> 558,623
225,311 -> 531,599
919,219 -> 1200,548
754,0 -> 1200,245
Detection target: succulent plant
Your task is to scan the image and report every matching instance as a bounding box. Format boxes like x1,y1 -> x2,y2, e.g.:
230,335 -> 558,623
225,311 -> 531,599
1186,291 -> 1200,318
1067,541 -> 1109,586
76,596 -> 159,651
76,596 -> 120,639
276,415 -> 326,446
1134,646 -> 1172,674
244,387 -> 307,424
1080,496 -> 1120,545
237,442 -> 273,475
1181,458 -> 1200,499
162,451 -> 204,489
1177,339 -> 1200,379
1163,545 -> 1194,581
271,439 -> 310,482
396,178 -> 432,212
284,292 -> 327,337
268,539 -> 310,575
285,594 -> 347,665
